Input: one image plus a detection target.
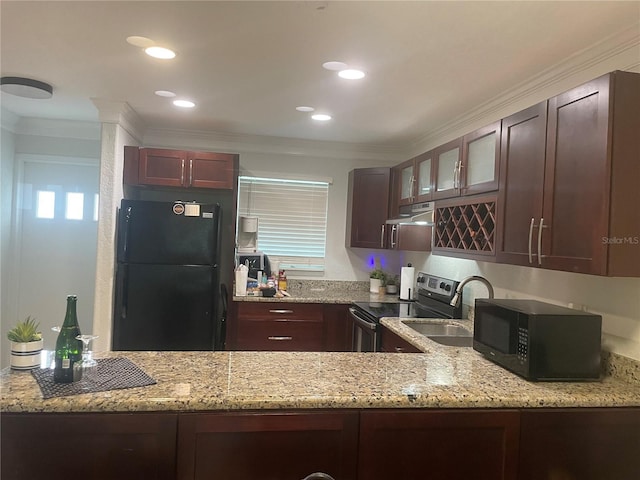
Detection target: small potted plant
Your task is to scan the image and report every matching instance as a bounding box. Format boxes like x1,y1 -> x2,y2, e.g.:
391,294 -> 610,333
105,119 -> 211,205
385,274 -> 399,294
369,267 -> 386,294
7,316 -> 43,370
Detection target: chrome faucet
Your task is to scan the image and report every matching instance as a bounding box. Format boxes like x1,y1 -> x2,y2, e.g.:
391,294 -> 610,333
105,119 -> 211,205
450,275 -> 494,307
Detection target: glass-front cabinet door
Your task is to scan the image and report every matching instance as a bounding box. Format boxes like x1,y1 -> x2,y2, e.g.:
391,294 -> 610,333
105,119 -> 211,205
394,159 -> 416,207
433,138 -> 462,200
461,121 -> 501,196
414,151 -> 433,202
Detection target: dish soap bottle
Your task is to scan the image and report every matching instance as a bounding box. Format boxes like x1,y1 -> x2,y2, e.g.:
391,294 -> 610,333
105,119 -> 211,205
278,269 -> 287,291
53,295 -> 83,383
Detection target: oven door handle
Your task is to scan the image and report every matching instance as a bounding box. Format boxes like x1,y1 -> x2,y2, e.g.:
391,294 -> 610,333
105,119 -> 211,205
348,307 -> 377,331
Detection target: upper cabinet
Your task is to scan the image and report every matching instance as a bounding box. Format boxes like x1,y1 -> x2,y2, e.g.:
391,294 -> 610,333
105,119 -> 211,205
432,138 -> 463,200
432,123 -> 501,200
346,167 -> 431,251
497,71 -> 640,276
124,147 -> 238,190
394,150 -> 434,207
346,167 -> 391,249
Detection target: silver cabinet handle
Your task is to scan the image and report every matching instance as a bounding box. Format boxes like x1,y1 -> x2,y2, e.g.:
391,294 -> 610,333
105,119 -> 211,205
180,158 -> 185,185
537,217 -> 546,265
380,224 -> 386,248
269,309 -> 293,314
391,224 -> 397,249
268,336 -> 292,341
453,160 -> 459,189
410,174 -> 416,201
457,162 -> 465,190
395,347 -> 405,353
528,217 -> 535,264
189,158 -> 193,186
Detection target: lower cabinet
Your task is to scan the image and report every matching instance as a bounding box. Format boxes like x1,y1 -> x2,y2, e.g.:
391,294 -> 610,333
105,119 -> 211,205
359,410 -> 520,480
231,302 -> 352,352
3,408 -> 639,480
380,326 -> 421,353
177,411 -> 359,480
518,408 -> 640,480
0,413 -> 177,480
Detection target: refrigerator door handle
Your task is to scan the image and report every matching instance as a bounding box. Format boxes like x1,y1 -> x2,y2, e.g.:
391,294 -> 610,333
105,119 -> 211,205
121,205 -> 133,263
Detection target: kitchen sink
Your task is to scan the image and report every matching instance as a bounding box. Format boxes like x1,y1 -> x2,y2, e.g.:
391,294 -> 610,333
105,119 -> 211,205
404,322 -> 470,337
402,320 -> 473,347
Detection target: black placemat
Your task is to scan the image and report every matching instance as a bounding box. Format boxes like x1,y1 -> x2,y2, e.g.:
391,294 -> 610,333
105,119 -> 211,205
31,357 -> 157,399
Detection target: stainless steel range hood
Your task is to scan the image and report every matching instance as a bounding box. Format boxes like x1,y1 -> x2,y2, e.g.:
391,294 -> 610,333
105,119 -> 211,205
386,201 -> 434,226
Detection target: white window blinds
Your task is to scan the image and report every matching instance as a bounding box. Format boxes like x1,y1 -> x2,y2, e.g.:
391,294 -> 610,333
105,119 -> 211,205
238,176 -> 329,272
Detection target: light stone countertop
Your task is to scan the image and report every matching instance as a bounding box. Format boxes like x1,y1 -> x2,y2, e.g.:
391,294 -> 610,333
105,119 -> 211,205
2,330 -> 639,413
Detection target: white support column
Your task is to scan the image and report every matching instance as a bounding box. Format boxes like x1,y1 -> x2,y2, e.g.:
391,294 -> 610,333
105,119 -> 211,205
90,100 -> 143,352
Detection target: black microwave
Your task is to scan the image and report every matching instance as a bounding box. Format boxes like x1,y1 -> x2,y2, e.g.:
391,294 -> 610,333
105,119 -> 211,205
473,299 -> 602,381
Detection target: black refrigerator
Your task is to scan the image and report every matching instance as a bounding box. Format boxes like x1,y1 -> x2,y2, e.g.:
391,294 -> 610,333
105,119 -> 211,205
112,199 -> 222,351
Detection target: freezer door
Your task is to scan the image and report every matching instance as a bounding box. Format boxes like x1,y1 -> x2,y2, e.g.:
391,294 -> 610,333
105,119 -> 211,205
113,264 -> 218,351
117,199 -> 220,265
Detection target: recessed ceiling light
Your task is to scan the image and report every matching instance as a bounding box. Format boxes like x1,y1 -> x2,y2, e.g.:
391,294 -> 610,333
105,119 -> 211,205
1,76 -> 53,99
296,106 -> 315,112
155,90 -> 176,97
311,113 -> 331,121
322,61 -> 348,71
338,69 -> 365,80
145,46 -> 176,59
173,99 -> 195,108
126,36 -> 155,48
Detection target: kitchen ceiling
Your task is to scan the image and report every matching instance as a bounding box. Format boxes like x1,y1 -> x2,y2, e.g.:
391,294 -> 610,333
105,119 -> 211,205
1,1 -> 639,147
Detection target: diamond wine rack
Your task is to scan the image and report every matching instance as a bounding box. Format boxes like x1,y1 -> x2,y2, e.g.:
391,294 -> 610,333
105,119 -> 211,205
433,196 -> 497,256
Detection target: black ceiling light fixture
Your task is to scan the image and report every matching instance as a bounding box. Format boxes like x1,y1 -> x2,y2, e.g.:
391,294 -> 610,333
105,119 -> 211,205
1,76 -> 53,99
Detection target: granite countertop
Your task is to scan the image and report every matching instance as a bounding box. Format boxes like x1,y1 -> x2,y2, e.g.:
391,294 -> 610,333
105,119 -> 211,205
233,279 -> 401,304
2,331 -> 639,413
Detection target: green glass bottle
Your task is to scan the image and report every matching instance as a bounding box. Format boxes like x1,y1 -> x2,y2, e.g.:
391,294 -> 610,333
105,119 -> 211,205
53,295 -> 83,383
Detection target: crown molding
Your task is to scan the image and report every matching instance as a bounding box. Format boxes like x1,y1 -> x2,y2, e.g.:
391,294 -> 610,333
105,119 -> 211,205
90,99 -> 145,144
12,116 -> 100,140
409,24 -> 640,155
143,127 -> 405,162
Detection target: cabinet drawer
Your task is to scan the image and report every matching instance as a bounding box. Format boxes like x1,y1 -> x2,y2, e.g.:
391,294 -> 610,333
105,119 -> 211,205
236,318 -> 323,351
235,302 -> 323,321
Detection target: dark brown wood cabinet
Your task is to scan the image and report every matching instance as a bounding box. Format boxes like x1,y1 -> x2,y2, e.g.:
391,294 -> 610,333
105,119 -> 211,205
385,223 -> 432,252
4,407 -> 639,479
497,71 -> 640,276
393,150 -> 434,207
124,147 -> 237,190
230,302 -> 352,352
358,409 -> 520,480
177,411 -> 359,480
323,304 -> 354,352
346,167 -> 391,249
380,326 -> 421,353
233,302 -> 324,351
496,102 -> 548,267
432,123 -> 500,201
518,408 -> 640,480
1,413 -> 178,480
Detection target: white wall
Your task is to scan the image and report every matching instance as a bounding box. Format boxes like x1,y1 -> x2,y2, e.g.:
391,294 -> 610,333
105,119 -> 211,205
0,117 -> 101,366
1,117 -> 17,357
406,253 -> 640,362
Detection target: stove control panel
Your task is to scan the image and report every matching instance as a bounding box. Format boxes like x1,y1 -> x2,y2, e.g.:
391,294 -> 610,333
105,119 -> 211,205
416,272 -> 458,300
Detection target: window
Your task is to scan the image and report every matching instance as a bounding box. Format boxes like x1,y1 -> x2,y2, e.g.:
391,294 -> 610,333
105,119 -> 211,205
237,176 -> 329,272
65,192 -> 84,220
36,190 -> 55,219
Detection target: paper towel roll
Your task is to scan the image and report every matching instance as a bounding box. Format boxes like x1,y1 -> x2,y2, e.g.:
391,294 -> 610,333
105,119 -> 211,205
235,266 -> 248,296
400,266 -> 415,300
